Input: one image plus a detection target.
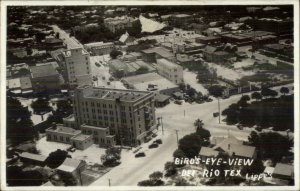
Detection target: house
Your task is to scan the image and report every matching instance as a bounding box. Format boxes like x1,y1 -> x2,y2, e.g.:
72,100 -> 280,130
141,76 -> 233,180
57,158 -> 86,181
19,152 -> 47,166
199,135 -> 257,160
141,47 -> 175,63
157,58 -> 184,84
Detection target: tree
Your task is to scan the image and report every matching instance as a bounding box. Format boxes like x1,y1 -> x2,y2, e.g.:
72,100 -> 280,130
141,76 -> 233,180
280,87 -> 289,95
26,47 -> 33,56
149,171 -> 163,181
261,87 -> 278,98
6,97 -> 36,145
56,99 -> 73,116
241,159 -> 265,176
174,177 -> 190,186
7,166 -> 45,186
101,147 -> 121,167
251,92 -> 262,101
173,149 -> 186,159
196,128 -> 211,141
178,133 -> 204,158
46,149 -> 70,168
248,131 -> 293,163
164,162 -> 177,177
109,49 -> 123,59
31,98 -> 52,119
194,118 -> 204,130
208,85 -> 224,98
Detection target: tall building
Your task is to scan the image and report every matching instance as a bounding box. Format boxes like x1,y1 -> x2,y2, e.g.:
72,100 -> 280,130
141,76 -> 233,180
59,47 -> 92,88
73,85 -> 156,146
157,58 -> 184,84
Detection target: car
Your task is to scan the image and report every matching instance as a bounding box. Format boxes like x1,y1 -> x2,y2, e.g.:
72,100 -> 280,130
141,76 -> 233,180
154,139 -> 162,144
152,133 -> 158,138
148,143 -> 159,149
207,98 -> 213,102
174,100 -> 182,105
135,152 -> 146,158
213,112 -> 219,117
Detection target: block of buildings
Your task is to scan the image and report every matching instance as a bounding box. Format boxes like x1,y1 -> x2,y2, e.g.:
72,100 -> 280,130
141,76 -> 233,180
84,41 -> 115,56
122,72 -> 179,95
30,63 -> 61,90
58,47 -> 92,87
196,36 -> 221,45
202,45 -> 234,64
73,85 -> 156,146
156,58 -> 184,84
104,16 -> 138,33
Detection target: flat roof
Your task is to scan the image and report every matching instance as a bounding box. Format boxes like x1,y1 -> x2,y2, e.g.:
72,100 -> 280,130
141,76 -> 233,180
78,85 -> 153,102
30,64 -> 58,78
273,163 -> 293,177
46,125 -> 81,135
20,77 -> 32,90
57,158 -> 83,173
20,152 -> 47,162
142,47 -> 174,58
71,134 -> 92,141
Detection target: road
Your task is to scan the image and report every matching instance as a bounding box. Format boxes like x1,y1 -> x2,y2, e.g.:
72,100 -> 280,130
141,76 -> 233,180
52,25 -> 83,49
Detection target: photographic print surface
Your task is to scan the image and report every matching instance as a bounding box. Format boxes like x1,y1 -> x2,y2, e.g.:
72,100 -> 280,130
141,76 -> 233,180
2,1 -> 299,190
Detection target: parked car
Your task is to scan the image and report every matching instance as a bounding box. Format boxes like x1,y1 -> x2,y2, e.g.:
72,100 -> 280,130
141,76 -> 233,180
174,100 -> 182,105
154,139 -> 162,144
152,133 -> 157,138
207,98 -> 213,102
148,143 -> 159,149
135,152 -> 146,158
213,112 -> 219,117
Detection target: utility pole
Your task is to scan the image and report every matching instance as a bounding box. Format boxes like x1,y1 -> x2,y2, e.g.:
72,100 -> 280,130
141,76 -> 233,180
78,167 -> 83,186
108,178 -> 111,187
161,117 -> 164,136
175,130 -> 179,145
184,110 -> 185,117
218,97 -> 221,124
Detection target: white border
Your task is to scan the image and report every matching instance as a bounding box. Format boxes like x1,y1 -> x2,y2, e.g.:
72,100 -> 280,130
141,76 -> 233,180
1,0 -> 299,191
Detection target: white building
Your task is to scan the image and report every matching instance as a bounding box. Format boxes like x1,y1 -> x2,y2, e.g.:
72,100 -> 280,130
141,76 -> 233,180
84,41 -> 115,55
60,47 -> 92,87
156,58 -> 184,84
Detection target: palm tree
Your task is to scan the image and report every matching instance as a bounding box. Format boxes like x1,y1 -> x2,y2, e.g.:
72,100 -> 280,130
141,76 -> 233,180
194,118 -> 204,131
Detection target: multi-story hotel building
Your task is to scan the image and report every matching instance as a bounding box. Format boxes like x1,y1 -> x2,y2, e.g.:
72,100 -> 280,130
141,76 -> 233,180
73,85 -> 156,146
58,47 -> 92,88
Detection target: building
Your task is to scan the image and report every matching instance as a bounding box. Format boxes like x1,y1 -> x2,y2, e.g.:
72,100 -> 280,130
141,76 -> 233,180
104,16 -> 138,33
141,47 -> 175,63
221,34 -> 252,46
122,72 -> 179,95
108,59 -> 155,79
44,38 -> 65,50
81,124 -> 116,147
19,152 -> 47,166
84,41 -> 115,56
154,93 -> 171,107
157,58 -> 184,84
58,47 -> 92,87
199,135 -> 257,160
30,64 -> 61,90
57,158 -> 86,181
73,85 -> 156,146
173,42 -> 205,55
202,45 -> 234,64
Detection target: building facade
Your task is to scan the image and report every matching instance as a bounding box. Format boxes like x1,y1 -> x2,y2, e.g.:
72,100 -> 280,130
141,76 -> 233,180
156,58 -> 184,84
73,85 -> 156,146
84,42 -> 115,56
59,47 -> 92,88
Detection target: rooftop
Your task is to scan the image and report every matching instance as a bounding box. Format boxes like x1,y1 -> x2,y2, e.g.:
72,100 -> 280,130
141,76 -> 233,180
71,133 -> 92,141
199,147 -> 219,157
30,64 -> 58,78
157,58 -> 180,69
57,158 -> 84,173
19,152 -> 47,162
142,47 -> 174,58
77,85 -> 153,102
46,125 -> 81,135
273,163 -> 293,177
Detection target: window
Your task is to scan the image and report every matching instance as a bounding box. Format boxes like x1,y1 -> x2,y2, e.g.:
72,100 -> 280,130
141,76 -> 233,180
66,137 -> 70,142
109,104 -> 112,108
60,136 -> 64,141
